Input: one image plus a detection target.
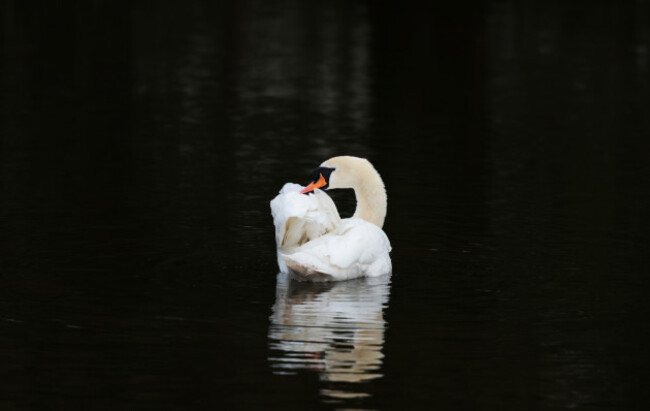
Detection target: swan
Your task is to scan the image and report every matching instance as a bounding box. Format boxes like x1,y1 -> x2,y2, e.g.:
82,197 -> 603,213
270,156 -> 391,281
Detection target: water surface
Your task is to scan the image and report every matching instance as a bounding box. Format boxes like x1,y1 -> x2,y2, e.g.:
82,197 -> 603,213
1,0 -> 649,409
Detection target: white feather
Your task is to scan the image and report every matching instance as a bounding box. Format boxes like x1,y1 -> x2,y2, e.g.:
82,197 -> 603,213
270,158 -> 392,281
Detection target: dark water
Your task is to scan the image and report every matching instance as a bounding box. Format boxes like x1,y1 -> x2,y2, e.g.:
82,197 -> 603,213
2,1 -> 650,409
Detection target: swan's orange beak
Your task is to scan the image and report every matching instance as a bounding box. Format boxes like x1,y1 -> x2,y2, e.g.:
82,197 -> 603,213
300,173 -> 327,194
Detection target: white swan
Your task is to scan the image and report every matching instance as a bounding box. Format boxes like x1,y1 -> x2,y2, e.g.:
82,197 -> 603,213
270,156 -> 391,281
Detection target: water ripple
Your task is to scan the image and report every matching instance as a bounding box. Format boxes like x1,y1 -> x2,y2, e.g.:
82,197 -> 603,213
268,272 -> 391,400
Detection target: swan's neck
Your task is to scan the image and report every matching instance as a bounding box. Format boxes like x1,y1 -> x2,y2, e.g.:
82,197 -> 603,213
352,176 -> 387,228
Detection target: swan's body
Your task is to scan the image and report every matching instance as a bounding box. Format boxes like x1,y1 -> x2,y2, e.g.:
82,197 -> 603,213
270,156 -> 391,281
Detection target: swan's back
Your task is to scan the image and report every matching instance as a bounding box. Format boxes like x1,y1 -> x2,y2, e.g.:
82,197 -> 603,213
285,218 -> 391,281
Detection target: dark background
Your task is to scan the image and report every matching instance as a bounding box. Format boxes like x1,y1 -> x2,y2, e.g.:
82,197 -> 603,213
1,0 -> 649,409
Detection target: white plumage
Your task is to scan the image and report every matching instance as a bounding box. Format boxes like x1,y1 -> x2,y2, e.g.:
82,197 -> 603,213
270,157 -> 392,281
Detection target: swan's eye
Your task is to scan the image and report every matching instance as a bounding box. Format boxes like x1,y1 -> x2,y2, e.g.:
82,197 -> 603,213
301,174 -> 327,194
301,167 -> 335,194
313,167 -> 335,184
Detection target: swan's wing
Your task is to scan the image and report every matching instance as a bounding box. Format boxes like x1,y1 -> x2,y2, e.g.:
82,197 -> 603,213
270,183 -> 341,250
283,218 -> 392,280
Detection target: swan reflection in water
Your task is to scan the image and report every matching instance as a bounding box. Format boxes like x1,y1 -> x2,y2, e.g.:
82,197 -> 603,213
268,272 -> 391,401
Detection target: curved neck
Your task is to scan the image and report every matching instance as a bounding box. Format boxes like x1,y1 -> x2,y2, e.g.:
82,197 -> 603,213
352,174 -> 387,228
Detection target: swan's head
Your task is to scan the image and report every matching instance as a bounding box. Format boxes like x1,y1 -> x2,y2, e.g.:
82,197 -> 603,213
300,165 -> 336,194
299,156 -> 387,227
300,156 -> 373,194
